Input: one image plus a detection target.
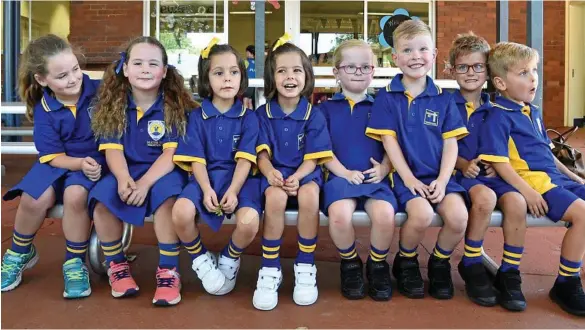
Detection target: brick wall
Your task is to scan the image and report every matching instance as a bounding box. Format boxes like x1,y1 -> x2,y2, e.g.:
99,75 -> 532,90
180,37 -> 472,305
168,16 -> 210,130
436,1 -> 565,127
69,1 -> 143,70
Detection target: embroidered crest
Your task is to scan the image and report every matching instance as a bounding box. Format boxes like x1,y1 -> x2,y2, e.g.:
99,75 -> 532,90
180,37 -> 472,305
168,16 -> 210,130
297,133 -> 305,150
87,97 -> 98,119
424,109 -> 439,127
148,120 -> 165,141
232,134 -> 241,151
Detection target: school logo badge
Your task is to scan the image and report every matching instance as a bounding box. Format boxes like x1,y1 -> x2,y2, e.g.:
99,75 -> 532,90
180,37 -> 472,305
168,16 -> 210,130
148,120 -> 165,141
232,134 -> 241,151
297,133 -> 305,150
424,109 -> 439,127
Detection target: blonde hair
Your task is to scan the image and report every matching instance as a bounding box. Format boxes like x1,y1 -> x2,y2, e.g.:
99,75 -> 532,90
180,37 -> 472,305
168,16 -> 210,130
448,32 -> 490,67
488,42 -> 539,80
392,20 -> 432,48
332,39 -> 373,68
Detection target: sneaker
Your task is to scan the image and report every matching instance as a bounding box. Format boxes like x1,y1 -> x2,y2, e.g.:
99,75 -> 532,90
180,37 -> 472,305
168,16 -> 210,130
152,267 -> 181,306
366,258 -> 392,301
107,260 -> 139,298
392,253 -> 424,299
192,252 -> 225,294
214,255 -> 240,296
340,258 -> 365,300
494,268 -> 526,311
428,256 -> 454,300
253,267 -> 283,311
293,263 -> 318,306
1,247 -> 39,292
457,261 -> 497,307
62,258 -> 91,299
549,277 -> 585,316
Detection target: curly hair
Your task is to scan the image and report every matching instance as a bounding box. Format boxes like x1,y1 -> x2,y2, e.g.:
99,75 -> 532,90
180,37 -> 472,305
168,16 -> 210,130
197,44 -> 248,99
448,32 -> 491,68
92,36 -> 197,139
264,42 -> 315,100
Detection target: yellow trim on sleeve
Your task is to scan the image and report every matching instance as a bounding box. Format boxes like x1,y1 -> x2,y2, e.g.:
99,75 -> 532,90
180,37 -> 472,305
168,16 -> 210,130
304,150 -> 334,164
479,154 -> 510,163
173,155 -> 206,172
365,127 -> 397,141
39,152 -> 65,164
98,143 -> 124,151
162,142 -> 178,150
442,127 -> 469,140
235,151 -> 257,164
256,144 -> 272,158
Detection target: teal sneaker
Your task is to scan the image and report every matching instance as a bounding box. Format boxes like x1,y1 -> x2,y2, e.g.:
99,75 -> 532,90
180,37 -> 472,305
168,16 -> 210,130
63,258 -> 91,299
1,246 -> 39,292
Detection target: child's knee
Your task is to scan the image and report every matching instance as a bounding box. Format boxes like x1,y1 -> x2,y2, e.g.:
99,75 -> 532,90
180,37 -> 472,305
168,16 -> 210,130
171,198 -> 196,228
265,187 -> 288,212
20,190 -> 55,213
470,187 -> 497,215
370,206 -> 396,231
500,192 -> 527,222
297,183 -> 320,211
328,206 -> 353,231
406,208 -> 434,232
63,186 -> 89,211
563,199 -> 585,230
236,209 -> 260,238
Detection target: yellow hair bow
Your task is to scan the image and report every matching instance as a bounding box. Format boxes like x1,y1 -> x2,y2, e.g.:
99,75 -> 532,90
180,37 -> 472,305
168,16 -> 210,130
201,37 -> 220,59
272,32 -> 292,51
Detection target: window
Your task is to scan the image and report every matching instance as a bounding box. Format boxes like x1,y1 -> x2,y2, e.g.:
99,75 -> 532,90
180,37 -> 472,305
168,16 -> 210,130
18,0 -> 70,50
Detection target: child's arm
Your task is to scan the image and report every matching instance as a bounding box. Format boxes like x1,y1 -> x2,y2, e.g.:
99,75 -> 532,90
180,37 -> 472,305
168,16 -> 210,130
381,135 -> 429,197
127,145 -> 176,207
192,162 -> 219,213
325,155 -> 364,185
428,137 -> 458,203
103,148 -> 134,203
363,154 -> 391,184
554,157 -> 585,184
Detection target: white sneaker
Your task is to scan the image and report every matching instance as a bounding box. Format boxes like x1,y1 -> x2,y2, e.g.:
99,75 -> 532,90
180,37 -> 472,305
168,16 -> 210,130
192,252 -> 225,294
213,254 -> 240,296
293,263 -> 318,306
252,267 -> 282,311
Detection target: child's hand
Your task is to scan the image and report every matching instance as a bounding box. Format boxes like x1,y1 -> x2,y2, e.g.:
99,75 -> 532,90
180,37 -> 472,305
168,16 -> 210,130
283,176 -> 300,196
463,158 -> 481,179
484,163 -> 497,178
203,188 -> 220,213
117,176 -> 136,203
126,179 -> 150,207
428,179 -> 447,204
220,190 -> 238,215
268,169 -> 284,187
404,177 -> 430,198
81,157 -> 101,182
363,157 -> 388,184
522,188 -> 548,218
344,170 -> 364,185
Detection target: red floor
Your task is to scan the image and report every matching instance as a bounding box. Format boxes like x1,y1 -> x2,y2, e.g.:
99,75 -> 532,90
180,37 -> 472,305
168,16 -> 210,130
2,128 -> 585,328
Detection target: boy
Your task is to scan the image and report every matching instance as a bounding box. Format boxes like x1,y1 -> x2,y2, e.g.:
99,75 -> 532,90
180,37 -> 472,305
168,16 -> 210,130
449,33 -> 529,311
479,41 -> 585,317
366,20 -> 469,300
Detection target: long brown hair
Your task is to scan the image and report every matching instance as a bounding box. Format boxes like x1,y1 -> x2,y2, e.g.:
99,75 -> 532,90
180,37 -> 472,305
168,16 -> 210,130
18,34 -> 72,122
92,36 -> 197,139
264,42 -> 315,100
197,44 -> 248,99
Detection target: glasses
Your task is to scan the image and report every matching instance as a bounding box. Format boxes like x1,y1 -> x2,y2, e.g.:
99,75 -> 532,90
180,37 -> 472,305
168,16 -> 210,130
454,63 -> 486,74
337,65 -> 374,75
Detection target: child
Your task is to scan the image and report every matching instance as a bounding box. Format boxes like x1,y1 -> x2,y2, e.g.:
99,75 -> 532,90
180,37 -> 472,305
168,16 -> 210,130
172,38 -> 262,296
320,39 -> 396,301
366,20 -> 469,300
2,34 -> 103,299
252,33 -> 333,310
479,42 -> 585,316
449,33 -> 529,311
89,36 -> 195,306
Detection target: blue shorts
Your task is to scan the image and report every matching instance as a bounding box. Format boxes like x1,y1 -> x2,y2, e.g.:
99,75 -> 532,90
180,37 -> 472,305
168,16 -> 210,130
543,176 -> 585,222
260,166 -> 324,196
178,171 -> 263,232
321,175 -> 397,216
391,173 -> 467,212
4,161 -> 101,204
456,173 -> 518,199
88,164 -> 187,226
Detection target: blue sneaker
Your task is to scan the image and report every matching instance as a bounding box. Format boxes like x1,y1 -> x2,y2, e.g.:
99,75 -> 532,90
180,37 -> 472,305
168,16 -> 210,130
1,246 -> 39,292
63,258 -> 91,299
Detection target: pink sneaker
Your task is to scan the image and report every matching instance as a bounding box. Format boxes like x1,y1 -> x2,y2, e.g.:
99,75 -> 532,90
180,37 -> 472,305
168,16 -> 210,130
153,267 -> 181,306
107,261 -> 139,298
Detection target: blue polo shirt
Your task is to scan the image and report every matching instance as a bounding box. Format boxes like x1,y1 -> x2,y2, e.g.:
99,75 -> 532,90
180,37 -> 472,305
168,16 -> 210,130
173,98 -> 258,172
98,93 -> 179,165
454,90 -> 493,162
34,74 -> 101,163
478,95 -> 560,194
256,97 -> 333,169
321,92 -> 385,172
365,74 -> 468,178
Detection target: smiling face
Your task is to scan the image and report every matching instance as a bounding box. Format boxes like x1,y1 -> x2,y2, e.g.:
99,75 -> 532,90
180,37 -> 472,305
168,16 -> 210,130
453,52 -> 488,93
494,58 -> 539,104
34,49 -> 83,103
208,52 -> 241,102
333,46 -> 374,94
123,42 -> 167,92
274,52 -> 306,102
392,34 -> 436,81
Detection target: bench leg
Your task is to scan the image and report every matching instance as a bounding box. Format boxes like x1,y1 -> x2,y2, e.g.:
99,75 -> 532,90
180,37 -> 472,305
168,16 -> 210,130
481,247 -> 499,276
88,222 -> 134,275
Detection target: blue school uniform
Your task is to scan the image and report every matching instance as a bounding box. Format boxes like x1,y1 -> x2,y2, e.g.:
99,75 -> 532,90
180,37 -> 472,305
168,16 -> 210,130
453,91 -> 518,198
4,74 -> 104,203
479,95 -> 585,221
88,93 -> 187,226
256,97 -> 333,196
365,74 -> 468,209
173,99 -> 262,232
319,93 -> 397,215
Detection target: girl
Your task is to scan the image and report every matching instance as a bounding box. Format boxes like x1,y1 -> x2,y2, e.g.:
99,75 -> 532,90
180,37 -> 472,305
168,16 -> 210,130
320,40 -> 396,301
172,38 -> 262,296
252,33 -> 333,311
89,36 -> 195,306
2,34 -> 102,299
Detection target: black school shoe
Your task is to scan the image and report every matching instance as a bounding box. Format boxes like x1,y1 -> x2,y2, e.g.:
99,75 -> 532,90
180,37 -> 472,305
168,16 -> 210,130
494,268 -> 527,311
366,257 -> 392,301
549,277 -> 585,317
340,257 -> 366,300
428,256 -> 454,300
392,253 -> 424,299
458,261 -> 497,307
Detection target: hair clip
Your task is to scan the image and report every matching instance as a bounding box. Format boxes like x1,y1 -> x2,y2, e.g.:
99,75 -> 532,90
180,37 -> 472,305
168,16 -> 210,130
272,32 -> 292,51
201,37 -> 220,59
115,51 -> 127,75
